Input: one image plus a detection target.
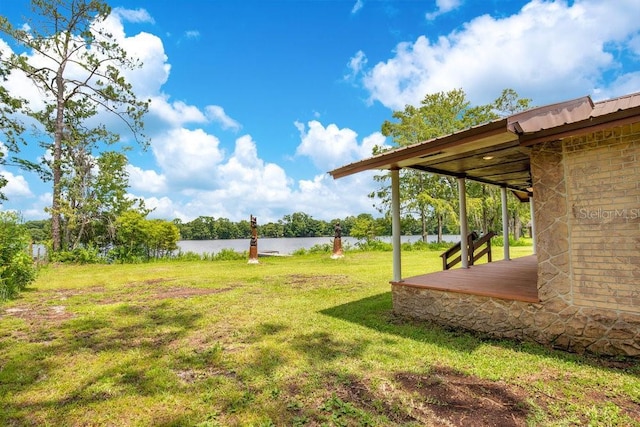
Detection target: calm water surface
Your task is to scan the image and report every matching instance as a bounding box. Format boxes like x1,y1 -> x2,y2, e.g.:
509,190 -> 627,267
177,235 -> 460,255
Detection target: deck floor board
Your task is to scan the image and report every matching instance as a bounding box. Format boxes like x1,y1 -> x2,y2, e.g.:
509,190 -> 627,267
392,255 -> 539,303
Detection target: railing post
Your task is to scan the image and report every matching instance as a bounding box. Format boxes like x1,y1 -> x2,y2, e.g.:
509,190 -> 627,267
468,232 -> 475,266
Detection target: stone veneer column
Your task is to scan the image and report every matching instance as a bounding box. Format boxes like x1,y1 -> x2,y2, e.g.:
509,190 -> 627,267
530,141 -> 572,307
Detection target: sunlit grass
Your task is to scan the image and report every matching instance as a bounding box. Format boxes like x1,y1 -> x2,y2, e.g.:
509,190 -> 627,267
0,246 -> 638,425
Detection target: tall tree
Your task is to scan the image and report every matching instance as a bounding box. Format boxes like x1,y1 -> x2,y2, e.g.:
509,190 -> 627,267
374,88 -> 532,242
0,0 -> 149,251
0,56 -> 27,201
377,89 -> 497,242
60,150 -> 142,250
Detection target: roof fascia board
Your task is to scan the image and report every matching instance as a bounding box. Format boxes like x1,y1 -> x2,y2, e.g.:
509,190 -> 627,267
329,119 -> 509,179
519,107 -> 640,146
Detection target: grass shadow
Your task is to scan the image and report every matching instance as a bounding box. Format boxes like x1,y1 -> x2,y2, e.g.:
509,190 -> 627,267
320,292 -> 482,354
321,293 -> 640,376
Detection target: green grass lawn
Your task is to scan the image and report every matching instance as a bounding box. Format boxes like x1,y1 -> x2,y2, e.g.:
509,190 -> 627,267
1,247 -> 638,426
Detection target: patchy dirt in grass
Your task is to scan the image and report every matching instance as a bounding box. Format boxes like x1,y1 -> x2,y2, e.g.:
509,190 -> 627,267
282,368 -> 536,426
1,279 -> 237,324
275,274 -> 352,289
392,366 -> 531,426
3,304 -> 74,323
288,368 -> 535,426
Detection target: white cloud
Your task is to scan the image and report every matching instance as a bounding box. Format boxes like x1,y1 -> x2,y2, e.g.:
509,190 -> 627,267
215,135 -> 292,204
295,120 -> 386,171
426,0 -> 462,20
126,165 -> 167,193
364,0 -> 640,109
132,133 -> 388,223
136,169 -> 381,224
345,50 -> 367,81
352,0 -> 364,14
148,95 -> 208,128
295,172 -> 380,220
112,7 -> 155,24
152,128 -> 225,185
184,30 -> 200,39
2,171 -> 32,198
141,196 -> 178,219
205,105 -> 241,131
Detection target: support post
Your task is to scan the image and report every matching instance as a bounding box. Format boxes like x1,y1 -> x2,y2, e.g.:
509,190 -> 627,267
529,194 -> 536,255
391,168 -> 402,281
501,186 -> 510,261
457,177 -> 469,268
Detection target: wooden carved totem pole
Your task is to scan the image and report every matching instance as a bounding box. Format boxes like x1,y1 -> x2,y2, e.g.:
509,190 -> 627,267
248,214 -> 259,264
331,221 -> 344,259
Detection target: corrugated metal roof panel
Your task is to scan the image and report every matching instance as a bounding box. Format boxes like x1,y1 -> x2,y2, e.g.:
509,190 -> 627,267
507,96 -> 594,134
592,92 -> 640,117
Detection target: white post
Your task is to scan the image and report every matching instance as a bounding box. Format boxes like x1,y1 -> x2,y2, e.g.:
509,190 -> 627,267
501,186 -> 510,261
457,177 -> 469,268
529,194 -> 536,255
391,168 -> 402,281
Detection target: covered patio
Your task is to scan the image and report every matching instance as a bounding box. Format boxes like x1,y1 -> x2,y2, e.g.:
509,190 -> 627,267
329,98 -> 545,290
394,255 -> 539,303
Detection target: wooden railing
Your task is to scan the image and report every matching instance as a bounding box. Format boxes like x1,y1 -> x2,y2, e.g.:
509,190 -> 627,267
440,231 -> 496,270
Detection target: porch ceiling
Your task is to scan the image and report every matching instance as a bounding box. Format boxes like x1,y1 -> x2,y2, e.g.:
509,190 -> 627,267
330,118 -> 533,193
329,91 -> 640,196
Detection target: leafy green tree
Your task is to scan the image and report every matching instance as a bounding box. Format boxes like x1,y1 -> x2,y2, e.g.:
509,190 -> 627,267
0,0 -> 149,252
59,150 -> 142,251
349,213 -> 382,243
24,219 -> 50,242
146,219 -> 179,258
236,219 -> 251,238
111,211 -> 178,262
187,216 -> 212,240
375,88 -> 532,242
281,212 -> 321,237
377,89 -> 496,242
259,221 -> 283,238
214,217 -> 240,239
0,54 -> 28,201
0,212 -> 37,299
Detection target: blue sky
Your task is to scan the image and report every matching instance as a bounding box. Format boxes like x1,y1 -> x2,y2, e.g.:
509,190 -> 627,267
1,0 -> 639,223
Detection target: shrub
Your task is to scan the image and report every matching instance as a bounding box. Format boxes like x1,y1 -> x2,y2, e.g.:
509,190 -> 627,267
491,235 -> 533,247
0,212 -> 38,300
174,251 -> 204,261
213,248 -> 246,261
355,239 -> 392,252
50,246 -> 101,264
402,240 -> 454,251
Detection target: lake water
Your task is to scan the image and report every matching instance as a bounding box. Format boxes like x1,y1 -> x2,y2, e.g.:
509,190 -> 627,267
177,234 -> 460,255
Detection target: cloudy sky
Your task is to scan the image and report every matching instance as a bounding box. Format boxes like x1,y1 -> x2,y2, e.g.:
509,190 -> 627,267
0,0 -> 639,223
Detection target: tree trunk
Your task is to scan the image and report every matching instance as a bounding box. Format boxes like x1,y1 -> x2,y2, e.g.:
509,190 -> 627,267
51,70 -> 65,252
437,214 -> 443,243
514,213 -> 522,240
421,207 -> 428,242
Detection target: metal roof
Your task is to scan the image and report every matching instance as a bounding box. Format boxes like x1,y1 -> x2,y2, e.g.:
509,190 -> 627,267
329,91 -> 640,193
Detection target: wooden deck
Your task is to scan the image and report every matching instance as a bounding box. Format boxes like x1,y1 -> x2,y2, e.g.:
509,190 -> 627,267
392,255 -> 539,303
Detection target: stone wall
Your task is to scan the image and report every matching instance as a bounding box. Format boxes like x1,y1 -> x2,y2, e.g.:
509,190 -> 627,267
392,124 -> 640,357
